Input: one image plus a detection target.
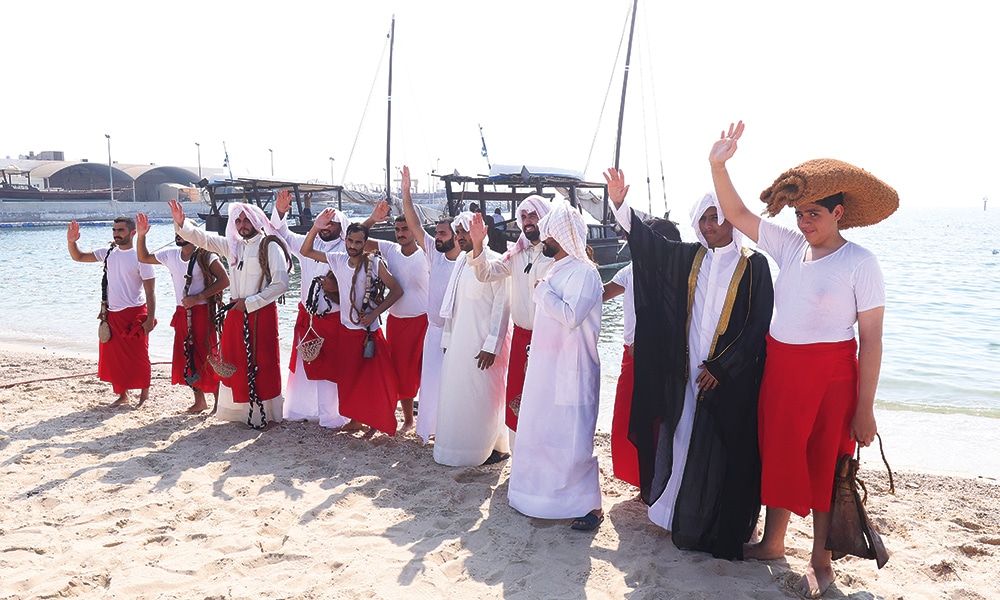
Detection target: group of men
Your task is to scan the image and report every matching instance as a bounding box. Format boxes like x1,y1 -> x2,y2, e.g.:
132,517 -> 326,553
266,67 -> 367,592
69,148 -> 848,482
68,165 -> 774,550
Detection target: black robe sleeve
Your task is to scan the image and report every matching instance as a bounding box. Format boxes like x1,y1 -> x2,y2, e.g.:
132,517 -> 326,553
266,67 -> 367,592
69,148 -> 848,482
626,209 -> 701,505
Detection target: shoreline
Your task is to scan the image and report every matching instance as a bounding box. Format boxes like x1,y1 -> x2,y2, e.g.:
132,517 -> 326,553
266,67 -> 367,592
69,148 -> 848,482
4,339 -> 998,482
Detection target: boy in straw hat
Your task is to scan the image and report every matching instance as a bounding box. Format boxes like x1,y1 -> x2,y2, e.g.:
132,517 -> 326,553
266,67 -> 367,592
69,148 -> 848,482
507,199 -> 605,531
709,122 -> 894,596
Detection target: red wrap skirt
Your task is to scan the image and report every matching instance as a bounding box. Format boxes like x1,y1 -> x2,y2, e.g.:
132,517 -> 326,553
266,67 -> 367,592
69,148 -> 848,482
758,334 -> 859,517
386,313 -> 428,399
336,326 -> 399,435
289,302 -> 342,382
505,325 -> 532,431
611,344 -> 640,487
219,303 -> 282,404
99,305 -> 152,393
170,304 -> 219,394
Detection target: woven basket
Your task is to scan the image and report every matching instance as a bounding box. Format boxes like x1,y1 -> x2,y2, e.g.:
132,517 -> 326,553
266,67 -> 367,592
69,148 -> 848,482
297,336 -> 325,363
208,355 -> 237,378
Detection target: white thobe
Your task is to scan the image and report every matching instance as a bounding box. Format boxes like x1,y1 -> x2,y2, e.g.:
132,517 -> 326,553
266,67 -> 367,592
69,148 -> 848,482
270,215 -> 347,428
507,256 -> 603,518
466,242 -> 552,329
177,220 -> 289,424
416,231 -> 457,444
612,200 -> 744,530
434,250 -> 511,466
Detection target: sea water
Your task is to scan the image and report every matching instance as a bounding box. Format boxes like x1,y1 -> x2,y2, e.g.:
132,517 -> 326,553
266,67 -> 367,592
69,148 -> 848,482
1,206 -> 997,478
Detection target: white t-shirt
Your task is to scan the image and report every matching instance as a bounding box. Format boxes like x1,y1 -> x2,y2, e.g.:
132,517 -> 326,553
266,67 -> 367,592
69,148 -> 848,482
611,263 -> 635,346
423,232 -> 458,328
757,219 -> 884,344
326,251 -> 384,331
155,248 -> 221,306
377,240 -> 429,318
94,246 -> 156,312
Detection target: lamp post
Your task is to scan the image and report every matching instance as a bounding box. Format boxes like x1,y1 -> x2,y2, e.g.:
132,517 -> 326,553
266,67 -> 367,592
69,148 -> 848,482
268,148 -> 274,176
105,134 -> 113,202
195,142 -> 202,179
328,157 -> 335,185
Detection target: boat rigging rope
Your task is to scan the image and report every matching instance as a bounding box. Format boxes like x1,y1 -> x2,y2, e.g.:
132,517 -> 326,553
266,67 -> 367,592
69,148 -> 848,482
342,27 -> 392,187
583,1 -> 633,176
641,2 -> 669,214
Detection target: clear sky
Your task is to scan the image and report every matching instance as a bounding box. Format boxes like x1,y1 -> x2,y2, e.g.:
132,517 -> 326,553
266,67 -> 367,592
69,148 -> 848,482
4,0 -> 997,216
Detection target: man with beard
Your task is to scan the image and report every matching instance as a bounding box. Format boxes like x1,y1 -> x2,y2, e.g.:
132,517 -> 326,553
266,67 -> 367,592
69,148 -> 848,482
605,168 -> 773,559
397,166 -> 462,443
434,211 -> 512,467
365,190 -> 429,432
467,195 -> 553,441
170,200 -> 291,429
302,215 -> 403,435
269,190 -> 351,429
507,199 -> 604,531
134,213 -> 230,413
67,216 -> 157,407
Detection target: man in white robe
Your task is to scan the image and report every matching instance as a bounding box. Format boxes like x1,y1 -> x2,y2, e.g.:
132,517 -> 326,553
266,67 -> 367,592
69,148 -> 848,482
170,200 -> 290,429
507,200 -> 605,530
433,211 -> 512,466
269,190 -> 350,429
466,195 -> 554,443
399,166 -> 462,444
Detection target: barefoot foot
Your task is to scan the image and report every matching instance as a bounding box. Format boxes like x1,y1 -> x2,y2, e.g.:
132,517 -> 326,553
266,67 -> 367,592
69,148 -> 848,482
794,563 -> 835,598
743,540 -> 785,561
109,393 -> 129,407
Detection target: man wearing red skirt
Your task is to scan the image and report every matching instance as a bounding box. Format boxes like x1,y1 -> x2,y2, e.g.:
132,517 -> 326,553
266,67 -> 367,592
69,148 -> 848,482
170,200 -> 290,429
135,213 -> 230,414
302,214 -> 404,435
67,216 -> 157,407
366,199 -> 429,432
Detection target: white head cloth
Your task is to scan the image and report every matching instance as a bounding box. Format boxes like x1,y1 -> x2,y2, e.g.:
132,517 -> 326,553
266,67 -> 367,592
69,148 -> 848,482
502,194 -> 553,261
451,211 -> 475,234
537,199 -> 590,264
225,203 -> 274,261
689,192 -> 743,250
328,209 -> 352,241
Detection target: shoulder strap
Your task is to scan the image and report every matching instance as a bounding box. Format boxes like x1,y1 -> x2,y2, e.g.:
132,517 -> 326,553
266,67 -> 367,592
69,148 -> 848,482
182,248 -> 201,298
101,243 -> 115,304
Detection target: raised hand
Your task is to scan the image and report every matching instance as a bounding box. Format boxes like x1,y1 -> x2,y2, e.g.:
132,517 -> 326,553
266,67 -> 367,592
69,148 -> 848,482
372,199 -> 391,222
168,199 -> 186,226
275,189 -> 293,215
401,165 -> 411,194
469,212 -> 488,244
136,213 -> 150,235
709,121 -> 744,168
313,207 -> 337,231
67,221 -> 81,242
603,168 -> 629,208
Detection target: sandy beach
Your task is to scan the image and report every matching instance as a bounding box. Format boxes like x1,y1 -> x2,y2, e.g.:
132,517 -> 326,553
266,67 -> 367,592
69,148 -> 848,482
1,347 -> 998,600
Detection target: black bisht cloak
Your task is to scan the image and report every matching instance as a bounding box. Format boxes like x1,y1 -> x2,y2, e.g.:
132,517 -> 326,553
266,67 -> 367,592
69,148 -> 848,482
627,208 -> 774,560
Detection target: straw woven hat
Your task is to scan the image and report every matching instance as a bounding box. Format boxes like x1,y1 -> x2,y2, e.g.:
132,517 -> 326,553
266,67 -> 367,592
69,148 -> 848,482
759,158 -> 899,229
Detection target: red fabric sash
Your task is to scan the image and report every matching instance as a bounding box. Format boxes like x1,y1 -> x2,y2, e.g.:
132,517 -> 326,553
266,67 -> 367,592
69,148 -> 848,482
98,305 -> 151,393
758,334 -> 858,517
289,303 -> 342,382
505,325 -> 532,431
336,326 -> 399,435
169,304 -> 219,394
386,313 -> 428,399
219,303 -> 282,403
611,345 -> 640,487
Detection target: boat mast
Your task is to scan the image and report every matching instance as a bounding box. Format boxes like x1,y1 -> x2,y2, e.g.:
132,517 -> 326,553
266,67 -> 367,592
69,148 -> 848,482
613,0 -> 639,170
385,15 -> 395,202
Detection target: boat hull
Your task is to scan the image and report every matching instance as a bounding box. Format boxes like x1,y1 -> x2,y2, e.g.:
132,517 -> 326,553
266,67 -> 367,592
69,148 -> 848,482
1,199 -> 175,224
